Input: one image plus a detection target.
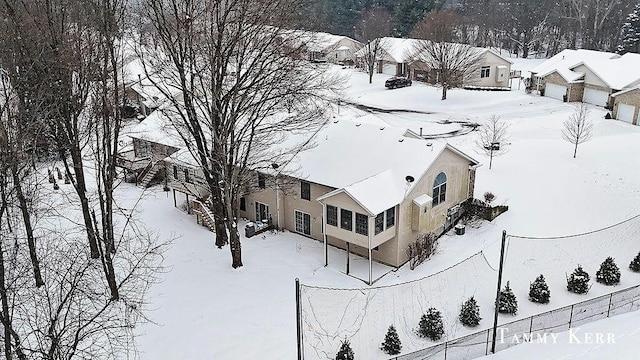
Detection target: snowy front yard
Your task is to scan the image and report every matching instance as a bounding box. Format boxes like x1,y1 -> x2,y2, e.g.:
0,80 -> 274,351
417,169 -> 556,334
135,64 -> 640,360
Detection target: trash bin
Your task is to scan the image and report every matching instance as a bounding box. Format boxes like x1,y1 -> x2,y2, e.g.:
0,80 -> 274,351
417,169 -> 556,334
245,222 -> 255,238
455,224 -> 466,235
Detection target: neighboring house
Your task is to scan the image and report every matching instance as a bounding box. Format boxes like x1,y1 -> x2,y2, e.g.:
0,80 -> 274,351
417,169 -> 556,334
280,30 -> 362,64
236,119 -> 480,283
611,87 -> 640,125
116,107 -> 183,187
530,49 -> 640,108
355,37 -> 512,89
120,57 -> 171,118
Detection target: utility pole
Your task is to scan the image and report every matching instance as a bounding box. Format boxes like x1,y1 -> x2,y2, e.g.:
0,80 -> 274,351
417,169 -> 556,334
491,230 -> 507,353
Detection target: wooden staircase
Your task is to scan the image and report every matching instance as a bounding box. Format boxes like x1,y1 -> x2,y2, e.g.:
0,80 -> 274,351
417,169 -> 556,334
192,199 -> 216,232
137,161 -> 162,188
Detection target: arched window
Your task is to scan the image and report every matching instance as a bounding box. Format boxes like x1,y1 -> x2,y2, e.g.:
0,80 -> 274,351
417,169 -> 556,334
432,172 -> 447,206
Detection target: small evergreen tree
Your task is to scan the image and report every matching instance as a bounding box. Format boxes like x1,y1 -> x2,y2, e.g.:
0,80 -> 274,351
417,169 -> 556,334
596,257 -> 621,285
380,325 -> 402,355
498,281 -> 518,314
459,296 -> 481,327
529,274 -> 551,304
418,307 -> 445,341
336,337 -> 354,360
630,252 -> 640,272
566,265 -> 590,294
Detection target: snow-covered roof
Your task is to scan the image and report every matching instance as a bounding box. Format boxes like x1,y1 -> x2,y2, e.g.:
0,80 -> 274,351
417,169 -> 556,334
611,85 -> 640,97
355,37 -> 512,65
128,107 -> 185,148
574,52 -> 640,90
530,49 -> 618,76
532,49 -> 640,89
287,119 -> 478,214
166,148 -> 200,168
281,29 -> 361,53
412,194 -> 433,207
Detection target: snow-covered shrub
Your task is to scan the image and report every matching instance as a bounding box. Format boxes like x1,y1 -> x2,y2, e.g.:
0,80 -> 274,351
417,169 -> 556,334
529,274 -> 551,304
418,308 -> 444,341
407,233 -> 437,270
498,281 -> 518,314
630,252 -> 640,272
459,296 -> 481,327
566,265 -> 590,294
483,191 -> 495,204
336,338 -> 354,360
596,257 -> 621,285
380,325 -> 402,355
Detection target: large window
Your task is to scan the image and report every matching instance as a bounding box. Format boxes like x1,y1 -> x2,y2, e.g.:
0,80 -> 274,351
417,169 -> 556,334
375,212 -> 384,235
481,66 -> 490,78
258,173 -> 266,189
432,172 -> 447,206
355,213 -> 368,236
386,207 -> 395,228
327,205 -> 338,226
301,181 -> 311,201
340,209 -> 352,231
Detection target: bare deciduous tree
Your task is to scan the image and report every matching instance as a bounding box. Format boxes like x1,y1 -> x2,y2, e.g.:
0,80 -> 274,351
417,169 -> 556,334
409,40 -> 483,100
141,0 -> 341,268
562,103 -> 592,158
354,6 -> 392,84
476,115 -> 509,169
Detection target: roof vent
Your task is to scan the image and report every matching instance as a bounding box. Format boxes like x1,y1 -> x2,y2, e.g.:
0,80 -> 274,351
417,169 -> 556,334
333,120 -> 339,123
380,127 -> 385,130
426,143 -> 432,147
356,123 -> 361,127
398,138 -> 404,142
405,175 -> 415,183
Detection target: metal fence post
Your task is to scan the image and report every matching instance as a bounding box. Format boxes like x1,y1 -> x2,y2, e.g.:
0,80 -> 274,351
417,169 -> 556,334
296,278 -> 303,360
491,230 -> 507,353
568,304 -> 574,328
444,341 -> 448,360
607,293 -> 613,317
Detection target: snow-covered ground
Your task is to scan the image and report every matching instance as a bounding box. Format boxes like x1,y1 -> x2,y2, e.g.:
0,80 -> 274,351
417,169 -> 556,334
480,310 -> 640,360
134,61 -> 640,359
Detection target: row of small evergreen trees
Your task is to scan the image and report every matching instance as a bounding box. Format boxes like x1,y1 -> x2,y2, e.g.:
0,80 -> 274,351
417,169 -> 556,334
337,252 -> 640,359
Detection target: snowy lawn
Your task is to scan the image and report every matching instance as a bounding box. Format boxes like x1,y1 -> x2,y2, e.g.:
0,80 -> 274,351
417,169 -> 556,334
135,62 -> 640,360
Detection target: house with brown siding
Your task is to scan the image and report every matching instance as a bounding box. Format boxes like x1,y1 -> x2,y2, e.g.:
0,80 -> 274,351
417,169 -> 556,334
530,50 -> 640,110
611,87 -> 640,125
116,107 -> 183,187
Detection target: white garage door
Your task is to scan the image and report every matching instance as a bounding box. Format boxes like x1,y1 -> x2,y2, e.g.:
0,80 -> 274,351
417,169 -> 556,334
617,103 -> 636,124
545,83 -> 566,101
382,64 -> 396,75
583,88 -> 609,107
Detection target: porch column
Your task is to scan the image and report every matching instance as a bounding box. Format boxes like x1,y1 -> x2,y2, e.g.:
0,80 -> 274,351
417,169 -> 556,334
322,203 -> 328,267
346,242 -> 350,275
368,215 -> 374,285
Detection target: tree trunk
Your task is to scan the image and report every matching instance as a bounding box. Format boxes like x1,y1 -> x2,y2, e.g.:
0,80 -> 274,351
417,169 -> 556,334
67,149 -> 100,258
10,164 -> 44,287
224,193 -> 242,268
0,203 -> 13,360
573,142 -> 578,158
214,200 -> 228,248
441,86 -> 447,100
369,67 -> 374,84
